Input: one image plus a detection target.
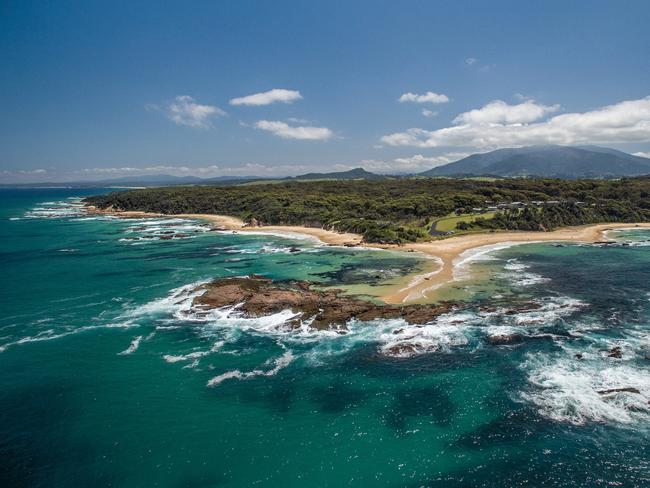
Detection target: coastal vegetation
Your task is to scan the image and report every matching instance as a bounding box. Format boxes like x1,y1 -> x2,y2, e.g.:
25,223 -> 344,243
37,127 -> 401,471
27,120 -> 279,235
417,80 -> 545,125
85,177 -> 650,243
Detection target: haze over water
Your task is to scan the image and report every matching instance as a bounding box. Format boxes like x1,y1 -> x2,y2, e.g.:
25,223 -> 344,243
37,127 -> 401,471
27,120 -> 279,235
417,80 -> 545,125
1,188 -> 649,487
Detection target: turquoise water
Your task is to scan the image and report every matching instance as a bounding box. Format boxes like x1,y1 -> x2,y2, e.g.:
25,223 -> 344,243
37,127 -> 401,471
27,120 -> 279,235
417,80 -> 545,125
1,189 -> 649,487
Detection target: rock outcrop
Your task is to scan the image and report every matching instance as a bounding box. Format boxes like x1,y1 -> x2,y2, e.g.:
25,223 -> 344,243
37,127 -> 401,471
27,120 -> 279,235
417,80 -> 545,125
192,276 -> 459,329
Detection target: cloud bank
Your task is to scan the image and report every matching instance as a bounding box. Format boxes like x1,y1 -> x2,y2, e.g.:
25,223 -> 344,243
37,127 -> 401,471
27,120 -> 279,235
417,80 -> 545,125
382,96 -> 650,148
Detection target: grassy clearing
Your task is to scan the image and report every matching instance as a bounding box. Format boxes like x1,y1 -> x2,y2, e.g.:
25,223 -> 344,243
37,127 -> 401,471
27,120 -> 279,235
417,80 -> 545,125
433,212 -> 496,232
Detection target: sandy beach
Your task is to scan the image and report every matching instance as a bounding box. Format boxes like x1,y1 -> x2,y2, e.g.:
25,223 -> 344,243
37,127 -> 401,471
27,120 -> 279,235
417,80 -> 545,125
86,206 -> 650,304
375,223 -> 650,303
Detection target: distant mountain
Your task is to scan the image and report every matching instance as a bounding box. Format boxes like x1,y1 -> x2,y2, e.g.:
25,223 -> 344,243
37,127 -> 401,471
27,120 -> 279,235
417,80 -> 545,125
420,145 -> 650,178
294,167 -> 381,180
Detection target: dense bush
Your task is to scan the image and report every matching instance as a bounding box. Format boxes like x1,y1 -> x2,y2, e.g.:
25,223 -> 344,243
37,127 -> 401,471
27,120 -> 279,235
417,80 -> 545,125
85,177 -> 650,243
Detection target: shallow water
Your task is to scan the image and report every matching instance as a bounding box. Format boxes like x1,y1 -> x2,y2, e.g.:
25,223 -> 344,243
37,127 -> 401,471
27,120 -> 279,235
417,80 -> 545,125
1,188 -> 649,487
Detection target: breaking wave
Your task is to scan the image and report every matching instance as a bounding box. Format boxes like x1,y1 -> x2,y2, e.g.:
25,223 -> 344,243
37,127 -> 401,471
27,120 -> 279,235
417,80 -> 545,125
522,353 -> 650,425
118,218 -> 212,243
23,198 -> 86,219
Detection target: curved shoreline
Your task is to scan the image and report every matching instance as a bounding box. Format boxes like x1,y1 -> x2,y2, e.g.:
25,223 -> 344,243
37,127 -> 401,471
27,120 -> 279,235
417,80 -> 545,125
85,206 -> 650,304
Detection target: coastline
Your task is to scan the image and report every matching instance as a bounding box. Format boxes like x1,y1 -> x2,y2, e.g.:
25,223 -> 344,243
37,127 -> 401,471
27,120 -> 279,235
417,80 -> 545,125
85,206 -> 650,304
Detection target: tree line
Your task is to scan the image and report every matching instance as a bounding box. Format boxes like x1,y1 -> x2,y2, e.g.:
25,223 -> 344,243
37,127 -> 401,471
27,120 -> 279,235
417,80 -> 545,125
85,177 -> 650,243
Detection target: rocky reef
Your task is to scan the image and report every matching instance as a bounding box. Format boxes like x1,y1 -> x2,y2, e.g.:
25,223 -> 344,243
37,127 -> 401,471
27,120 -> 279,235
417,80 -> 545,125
192,276 -> 459,329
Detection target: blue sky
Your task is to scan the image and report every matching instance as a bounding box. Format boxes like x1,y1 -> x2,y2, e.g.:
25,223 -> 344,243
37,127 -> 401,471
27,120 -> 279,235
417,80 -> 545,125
1,0 -> 650,182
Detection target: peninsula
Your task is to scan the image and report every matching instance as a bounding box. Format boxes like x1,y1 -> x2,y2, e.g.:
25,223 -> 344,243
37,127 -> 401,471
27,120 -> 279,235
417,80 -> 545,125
85,177 -> 650,302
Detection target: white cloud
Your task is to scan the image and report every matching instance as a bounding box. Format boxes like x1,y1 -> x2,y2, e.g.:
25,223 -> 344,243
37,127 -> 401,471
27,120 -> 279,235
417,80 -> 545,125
399,91 -> 449,104
77,163 -> 311,178
453,100 -> 560,125
156,96 -> 226,128
634,151 -> 650,159
80,165 -> 202,175
465,57 -> 477,66
422,109 -> 438,118
359,152 -> 469,173
254,120 -> 333,140
381,96 -> 650,149
229,89 -> 302,106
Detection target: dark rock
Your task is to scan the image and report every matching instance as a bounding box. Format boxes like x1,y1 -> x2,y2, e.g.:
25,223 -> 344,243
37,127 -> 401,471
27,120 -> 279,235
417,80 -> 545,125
192,276 -> 460,330
607,347 -> 623,358
597,387 -> 640,395
575,353 -> 583,360
487,334 -> 526,345
385,343 -> 420,357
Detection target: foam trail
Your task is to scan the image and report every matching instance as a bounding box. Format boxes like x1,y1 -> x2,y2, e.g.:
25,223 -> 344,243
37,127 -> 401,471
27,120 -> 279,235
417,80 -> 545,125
118,336 -> 143,355
163,341 -> 225,363
0,322 -> 138,353
207,350 -> 295,387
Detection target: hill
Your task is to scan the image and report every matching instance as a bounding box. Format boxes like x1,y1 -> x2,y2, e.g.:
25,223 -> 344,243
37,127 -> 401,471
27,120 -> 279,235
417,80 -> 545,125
421,145 -> 650,178
293,167 -> 381,180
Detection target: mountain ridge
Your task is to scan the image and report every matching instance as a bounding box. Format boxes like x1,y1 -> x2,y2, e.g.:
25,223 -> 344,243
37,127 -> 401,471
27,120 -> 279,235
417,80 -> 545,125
420,145 -> 650,178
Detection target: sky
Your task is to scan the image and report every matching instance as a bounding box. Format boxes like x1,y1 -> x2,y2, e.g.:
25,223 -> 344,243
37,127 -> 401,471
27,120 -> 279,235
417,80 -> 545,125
1,0 -> 650,183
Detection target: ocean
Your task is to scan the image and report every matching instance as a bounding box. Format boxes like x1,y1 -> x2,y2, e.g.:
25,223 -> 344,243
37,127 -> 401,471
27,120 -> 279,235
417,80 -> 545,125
1,188 -> 649,487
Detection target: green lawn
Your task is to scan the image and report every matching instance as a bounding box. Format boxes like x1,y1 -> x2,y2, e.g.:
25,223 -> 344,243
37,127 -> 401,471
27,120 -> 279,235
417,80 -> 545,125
433,212 -> 496,232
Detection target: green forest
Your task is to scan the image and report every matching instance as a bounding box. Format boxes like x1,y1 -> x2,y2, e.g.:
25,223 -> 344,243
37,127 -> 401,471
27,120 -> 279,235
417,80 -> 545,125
85,177 -> 650,243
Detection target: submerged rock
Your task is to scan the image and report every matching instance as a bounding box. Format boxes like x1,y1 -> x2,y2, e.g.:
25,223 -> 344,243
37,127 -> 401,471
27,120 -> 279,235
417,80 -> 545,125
192,276 -> 460,330
597,387 -> 641,395
607,346 -> 623,358
487,334 -> 526,345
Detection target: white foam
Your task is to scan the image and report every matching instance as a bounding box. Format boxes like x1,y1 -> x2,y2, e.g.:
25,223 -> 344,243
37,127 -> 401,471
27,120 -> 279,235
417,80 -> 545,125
207,350 -> 295,386
236,229 -> 322,243
453,241 -> 545,281
163,341 -> 225,363
0,321 -> 137,353
121,280 -> 210,320
510,296 -> 586,326
24,198 -> 86,219
118,335 -> 143,355
378,322 -> 470,358
522,353 -> 650,425
397,256 -> 444,302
